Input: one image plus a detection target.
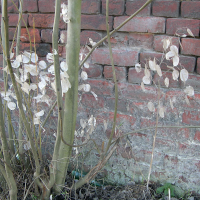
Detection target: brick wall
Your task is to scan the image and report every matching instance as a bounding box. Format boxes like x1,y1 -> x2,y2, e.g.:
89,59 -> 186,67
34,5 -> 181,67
1,0 -> 200,193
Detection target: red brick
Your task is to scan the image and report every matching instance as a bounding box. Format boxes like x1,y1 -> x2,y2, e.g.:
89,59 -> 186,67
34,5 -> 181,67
182,110 -> 200,125
180,74 -> 200,91
23,0 -> 38,12
81,93 -> 105,109
106,97 -> 127,113
197,58 -> 200,74
153,35 -> 180,52
41,29 -> 53,43
29,14 -> 66,29
7,0 -> 19,13
140,52 -> 196,73
83,64 -> 103,78
38,0 -> 55,12
91,48 -> 139,66
81,15 -> 113,31
128,67 -> 145,84
194,131 -> 200,142
80,31 -> 102,46
20,28 -> 41,43
126,0 -> 151,16
114,16 -> 165,33
2,14 -> 28,27
85,79 -> 114,96
104,66 -> 126,82
153,71 -> 180,88
82,0 -> 100,14
118,82 -> 158,101
152,1 -> 179,18
102,0 -> 125,16
166,18 -> 199,36
128,33 -> 153,49
20,43 -> 51,57
181,1 -> 200,19
181,38 -> 200,57
105,32 -> 129,46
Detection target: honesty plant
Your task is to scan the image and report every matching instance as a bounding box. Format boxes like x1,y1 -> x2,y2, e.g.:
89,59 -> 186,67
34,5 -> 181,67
135,29 -> 195,118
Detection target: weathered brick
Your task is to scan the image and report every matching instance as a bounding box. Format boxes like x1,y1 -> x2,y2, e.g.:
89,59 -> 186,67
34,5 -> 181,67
104,66 -> 126,82
106,97 -> 127,113
81,15 -> 113,31
7,0 -> 19,13
166,18 -> 199,36
118,82 -> 158,101
194,131 -> 200,142
20,43 -> 51,57
182,110 -> 200,125
23,0 -> 38,12
1,14 -> 28,27
153,71 -> 180,88
82,0 -> 100,14
140,52 -> 196,73
29,14 -> 66,29
85,79 -> 114,96
20,28 -> 41,43
83,64 -> 103,78
128,67 -> 145,84
180,74 -> 200,92
102,0 -> 125,16
91,48 -> 139,66
153,35 -> 180,52
80,31 -> 102,46
114,16 -> 165,33
152,1 -> 179,18
197,58 -> 200,75
81,93 -> 105,109
104,32 -> 129,46
38,0 -> 55,12
126,0 -> 150,16
181,1 -> 200,19
128,33 -> 153,49
41,29 -> 53,43
181,38 -> 200,57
